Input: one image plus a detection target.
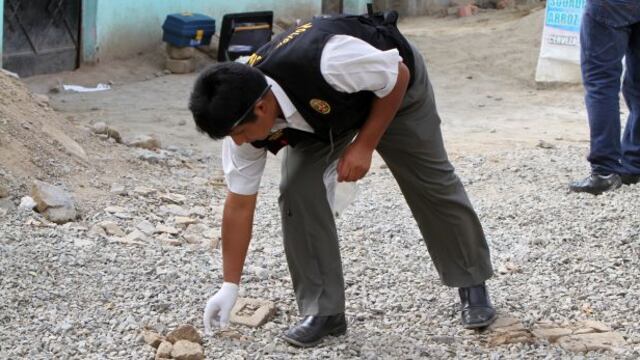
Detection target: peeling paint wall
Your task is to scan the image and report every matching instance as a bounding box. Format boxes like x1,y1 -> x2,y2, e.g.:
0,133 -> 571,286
90,0 -> 320,62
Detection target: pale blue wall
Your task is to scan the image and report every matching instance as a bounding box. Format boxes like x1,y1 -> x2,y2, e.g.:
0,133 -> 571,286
91,0 -> 321,61
344,0 -> 371,14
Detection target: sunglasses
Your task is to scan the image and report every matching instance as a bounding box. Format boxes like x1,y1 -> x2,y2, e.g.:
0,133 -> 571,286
230,84 -> 272,130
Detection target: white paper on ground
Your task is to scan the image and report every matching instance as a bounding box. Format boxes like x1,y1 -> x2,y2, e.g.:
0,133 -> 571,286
63,83 -> 111,93
535,0 -> 586,84
323,160 -> 358,218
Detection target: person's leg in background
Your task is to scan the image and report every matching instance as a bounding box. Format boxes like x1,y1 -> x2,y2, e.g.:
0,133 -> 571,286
620,21 -> 640,184
570,12 -> 629,194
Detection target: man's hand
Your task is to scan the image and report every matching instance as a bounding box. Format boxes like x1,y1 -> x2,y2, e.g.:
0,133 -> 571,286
337,143 -> 374,182
337,62 -> 410,182
203,282 -> 239,334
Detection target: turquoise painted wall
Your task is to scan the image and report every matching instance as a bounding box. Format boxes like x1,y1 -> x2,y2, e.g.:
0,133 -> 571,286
91,0 -> 320,61
0,0 -> 4,68
343,0 -> 371,14
82,0 -> 99,63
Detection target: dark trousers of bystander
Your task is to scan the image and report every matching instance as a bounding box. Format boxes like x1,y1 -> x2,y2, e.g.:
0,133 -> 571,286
581,0 -> 640,176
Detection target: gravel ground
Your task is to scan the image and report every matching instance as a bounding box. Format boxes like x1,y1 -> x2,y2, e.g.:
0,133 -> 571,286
1,143 -> 639,359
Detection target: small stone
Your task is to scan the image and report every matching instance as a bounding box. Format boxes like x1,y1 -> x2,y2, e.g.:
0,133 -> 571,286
138,150 -> 167,163
91,122 -> 108,134
171,340 -> 204,360
136,220 -> 156,235
156,224 -> 180,235
0,184 -> 8,198
161,193 -> 186,204
497,262 -> 520,274
210,236 -> 220,251
88,224 -> 107,237
125,230 -> 147,242
166,324 -> 202,344
99,221 -> 125,237
175,217 -> 197,226
128,135 -> 161,150
160,204 -> 189,217
133,186 -> 156,196
19,196 -> 37,211
156,341 -> 173,359
142,330 -> 164,348
110,184 -> 127,195
92,122 -> 122,143
31,181 -> 77,224
105,206 -> 127,214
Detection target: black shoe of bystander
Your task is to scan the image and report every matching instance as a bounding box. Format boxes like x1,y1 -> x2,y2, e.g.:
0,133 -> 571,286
569,173 -> 622,195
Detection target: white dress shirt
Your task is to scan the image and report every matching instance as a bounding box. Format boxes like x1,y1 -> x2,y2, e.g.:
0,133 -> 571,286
222,35 -> 403,195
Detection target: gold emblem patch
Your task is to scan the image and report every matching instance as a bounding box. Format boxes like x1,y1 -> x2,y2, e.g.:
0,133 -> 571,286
309,99 -> 331,115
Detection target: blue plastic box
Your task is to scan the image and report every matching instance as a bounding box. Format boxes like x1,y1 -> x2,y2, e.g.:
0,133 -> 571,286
162,13 -> 216,47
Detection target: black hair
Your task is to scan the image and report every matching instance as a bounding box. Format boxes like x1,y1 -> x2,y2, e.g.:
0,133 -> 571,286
189,62 -> 267,139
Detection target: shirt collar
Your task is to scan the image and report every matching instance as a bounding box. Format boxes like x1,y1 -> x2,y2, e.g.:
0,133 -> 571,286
265,76 -> 296,120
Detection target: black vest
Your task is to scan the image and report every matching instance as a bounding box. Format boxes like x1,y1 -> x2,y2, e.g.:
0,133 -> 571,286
249,14 -> 414,153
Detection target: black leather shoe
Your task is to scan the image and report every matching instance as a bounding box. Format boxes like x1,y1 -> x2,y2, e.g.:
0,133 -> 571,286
569,173 -> 622,195
458,283 -> 496,329
621,173 -> 640,185
282,314 -> 347,348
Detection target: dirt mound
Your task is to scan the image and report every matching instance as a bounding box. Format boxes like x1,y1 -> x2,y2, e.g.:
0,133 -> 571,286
0,72 -> 87,183
0,72 -> 157,211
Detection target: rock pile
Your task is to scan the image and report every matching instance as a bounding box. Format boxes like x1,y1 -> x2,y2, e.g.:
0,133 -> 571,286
143,325 -> 205,360
165,45 -> 196,74
488,316 -> 626,353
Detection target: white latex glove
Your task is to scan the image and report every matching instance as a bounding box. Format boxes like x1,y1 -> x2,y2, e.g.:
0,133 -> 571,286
203,282 -> 239,334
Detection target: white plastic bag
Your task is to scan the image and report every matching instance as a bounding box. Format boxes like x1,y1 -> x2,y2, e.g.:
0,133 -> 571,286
323,160 -> 358,218
534,0 -> 586,84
